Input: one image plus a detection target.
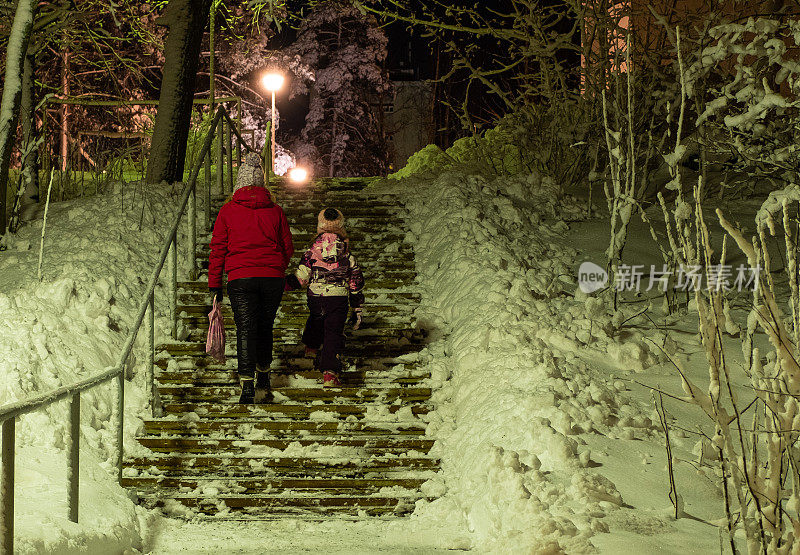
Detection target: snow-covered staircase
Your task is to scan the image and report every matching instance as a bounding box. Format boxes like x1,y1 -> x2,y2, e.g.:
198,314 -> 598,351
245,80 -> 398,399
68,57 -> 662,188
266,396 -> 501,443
122,179 -> 439,518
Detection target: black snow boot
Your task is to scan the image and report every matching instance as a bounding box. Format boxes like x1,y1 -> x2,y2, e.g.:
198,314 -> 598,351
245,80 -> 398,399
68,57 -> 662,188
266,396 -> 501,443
254,371 -> 273,404
238,378 -> 255,404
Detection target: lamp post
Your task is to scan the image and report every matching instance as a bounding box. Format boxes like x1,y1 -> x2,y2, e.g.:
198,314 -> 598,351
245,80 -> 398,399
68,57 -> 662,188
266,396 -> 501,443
260,72 -> 284,175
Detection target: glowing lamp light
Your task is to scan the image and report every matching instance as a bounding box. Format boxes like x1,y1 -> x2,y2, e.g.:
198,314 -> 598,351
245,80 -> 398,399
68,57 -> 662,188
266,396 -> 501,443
261,72 -> 284,92
288,167 -> 309,184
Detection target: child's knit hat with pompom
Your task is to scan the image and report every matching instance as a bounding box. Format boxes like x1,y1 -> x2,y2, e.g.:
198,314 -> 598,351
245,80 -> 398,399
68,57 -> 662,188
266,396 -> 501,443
234,153 -> 266,192
317,208 -> 346,237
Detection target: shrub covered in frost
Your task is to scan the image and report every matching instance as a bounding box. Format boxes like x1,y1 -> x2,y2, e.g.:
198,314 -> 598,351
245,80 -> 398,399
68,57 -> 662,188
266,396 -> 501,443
684,17 -> 800,189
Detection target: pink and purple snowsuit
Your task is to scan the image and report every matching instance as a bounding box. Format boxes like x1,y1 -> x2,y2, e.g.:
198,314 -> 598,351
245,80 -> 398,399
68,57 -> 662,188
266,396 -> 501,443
292,232 -> 365,373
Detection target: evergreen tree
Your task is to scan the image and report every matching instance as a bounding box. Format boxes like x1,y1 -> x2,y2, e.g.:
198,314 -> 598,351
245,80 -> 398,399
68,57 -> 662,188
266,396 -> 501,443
288,0 -> 390,177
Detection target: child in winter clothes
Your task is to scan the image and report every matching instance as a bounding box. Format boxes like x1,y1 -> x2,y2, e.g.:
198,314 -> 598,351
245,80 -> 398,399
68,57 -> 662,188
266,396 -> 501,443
286,208 -> 365,387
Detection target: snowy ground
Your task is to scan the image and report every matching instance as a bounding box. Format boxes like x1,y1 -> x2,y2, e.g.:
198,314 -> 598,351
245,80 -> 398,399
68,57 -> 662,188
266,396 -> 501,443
0,154 -> 775,552
0,182 -> 192,553
568,197 -> 770,554
142,516 -> 471,553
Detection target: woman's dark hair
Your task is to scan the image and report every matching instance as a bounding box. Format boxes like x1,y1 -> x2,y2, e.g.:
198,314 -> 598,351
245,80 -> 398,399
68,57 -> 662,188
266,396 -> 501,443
323,208 -> 340,220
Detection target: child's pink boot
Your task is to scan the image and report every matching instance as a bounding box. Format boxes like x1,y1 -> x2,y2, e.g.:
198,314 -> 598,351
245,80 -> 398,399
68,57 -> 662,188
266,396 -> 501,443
322,371 -> 341,388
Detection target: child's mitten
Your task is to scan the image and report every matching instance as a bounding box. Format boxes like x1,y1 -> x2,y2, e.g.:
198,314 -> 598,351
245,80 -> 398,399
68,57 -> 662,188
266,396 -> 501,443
350,307 -> 363,330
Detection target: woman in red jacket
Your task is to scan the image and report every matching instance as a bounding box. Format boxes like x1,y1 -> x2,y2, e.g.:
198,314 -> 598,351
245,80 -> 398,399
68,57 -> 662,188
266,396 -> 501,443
208,153 -> 294,403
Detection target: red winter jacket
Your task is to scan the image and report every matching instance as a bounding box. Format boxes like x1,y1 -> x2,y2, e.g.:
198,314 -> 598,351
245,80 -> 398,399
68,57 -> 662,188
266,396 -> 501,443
208,186 -> 294,288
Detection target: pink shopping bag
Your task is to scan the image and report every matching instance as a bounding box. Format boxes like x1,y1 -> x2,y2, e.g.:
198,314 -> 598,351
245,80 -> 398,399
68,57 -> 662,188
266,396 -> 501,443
205,298 -> 226,363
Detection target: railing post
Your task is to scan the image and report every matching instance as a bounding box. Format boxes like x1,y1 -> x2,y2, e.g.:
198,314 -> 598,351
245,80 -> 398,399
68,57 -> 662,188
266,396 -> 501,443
225,116 -> 233,192
1,418 -> 15,555
116,371 -> 124,484
169,236 -> 177,340
146,291 -> 155,415
189,185 -> 197,281
236,96 -> 243,162
236,122 -> 242,167
67,394 -> 80,523
216,116 -> 224,195
204,153 -> 211,231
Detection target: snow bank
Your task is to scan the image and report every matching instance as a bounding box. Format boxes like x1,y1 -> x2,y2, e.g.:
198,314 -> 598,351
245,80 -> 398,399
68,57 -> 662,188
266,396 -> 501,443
383,156 -> 667,550
0,182 -> 196,553
388,144 -> 451,180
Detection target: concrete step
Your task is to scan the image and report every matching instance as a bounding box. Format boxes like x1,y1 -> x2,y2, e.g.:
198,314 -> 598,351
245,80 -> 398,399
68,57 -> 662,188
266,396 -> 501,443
159,402 -> 429,419
136,493 -> 423,517
200,225 -> 408,240
196,250 -> 413,268
156,386 -> 432,405
215,327 -> 422,339
155,355 -> 423,372
181,314 -> 416,332
126,454 -> 438,474
197,246 -> 411,261
195,261 -> 414,278
154,370 -> 430,387
143,420 -> 426,437
177,299 -> 415,315
158,341 -> 424,359
188,268 -> 415,289
213,196 -> 398,206
135,435 -> 435,455
272,211 -> 406,222
284,217 -> 405,228
178,282 -> 420,300
123,476 -> 426,495
183,328 -> 423,345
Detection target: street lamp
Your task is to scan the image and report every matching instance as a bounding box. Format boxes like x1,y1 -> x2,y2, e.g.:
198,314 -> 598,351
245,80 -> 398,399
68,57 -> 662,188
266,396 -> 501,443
260,72 -> 284,175
288,166 -> 309,184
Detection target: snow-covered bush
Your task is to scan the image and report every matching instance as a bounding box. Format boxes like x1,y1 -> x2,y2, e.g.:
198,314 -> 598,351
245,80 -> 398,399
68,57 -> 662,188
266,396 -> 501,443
651,179 -> 800,552
392,102 -> 592,191
446,104 -> 592,185
388,144 -> 451,180
685,17 -> 800,191
712,185 -> 800,552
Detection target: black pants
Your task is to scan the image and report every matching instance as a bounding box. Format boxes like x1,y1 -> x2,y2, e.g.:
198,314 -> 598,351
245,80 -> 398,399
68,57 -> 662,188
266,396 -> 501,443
301,296 -> 349,373
227,277 -> 284,378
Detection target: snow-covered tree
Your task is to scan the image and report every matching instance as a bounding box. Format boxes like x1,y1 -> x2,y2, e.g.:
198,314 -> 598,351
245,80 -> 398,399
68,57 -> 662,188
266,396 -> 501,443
684,17 -> 800,192
147,0 -> 217,184
287,0 -> 391,177
0,0 -> 38,234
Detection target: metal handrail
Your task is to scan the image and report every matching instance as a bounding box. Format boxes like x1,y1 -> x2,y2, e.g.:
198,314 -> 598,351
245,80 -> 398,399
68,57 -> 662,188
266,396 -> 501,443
0,105 -> 255,554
